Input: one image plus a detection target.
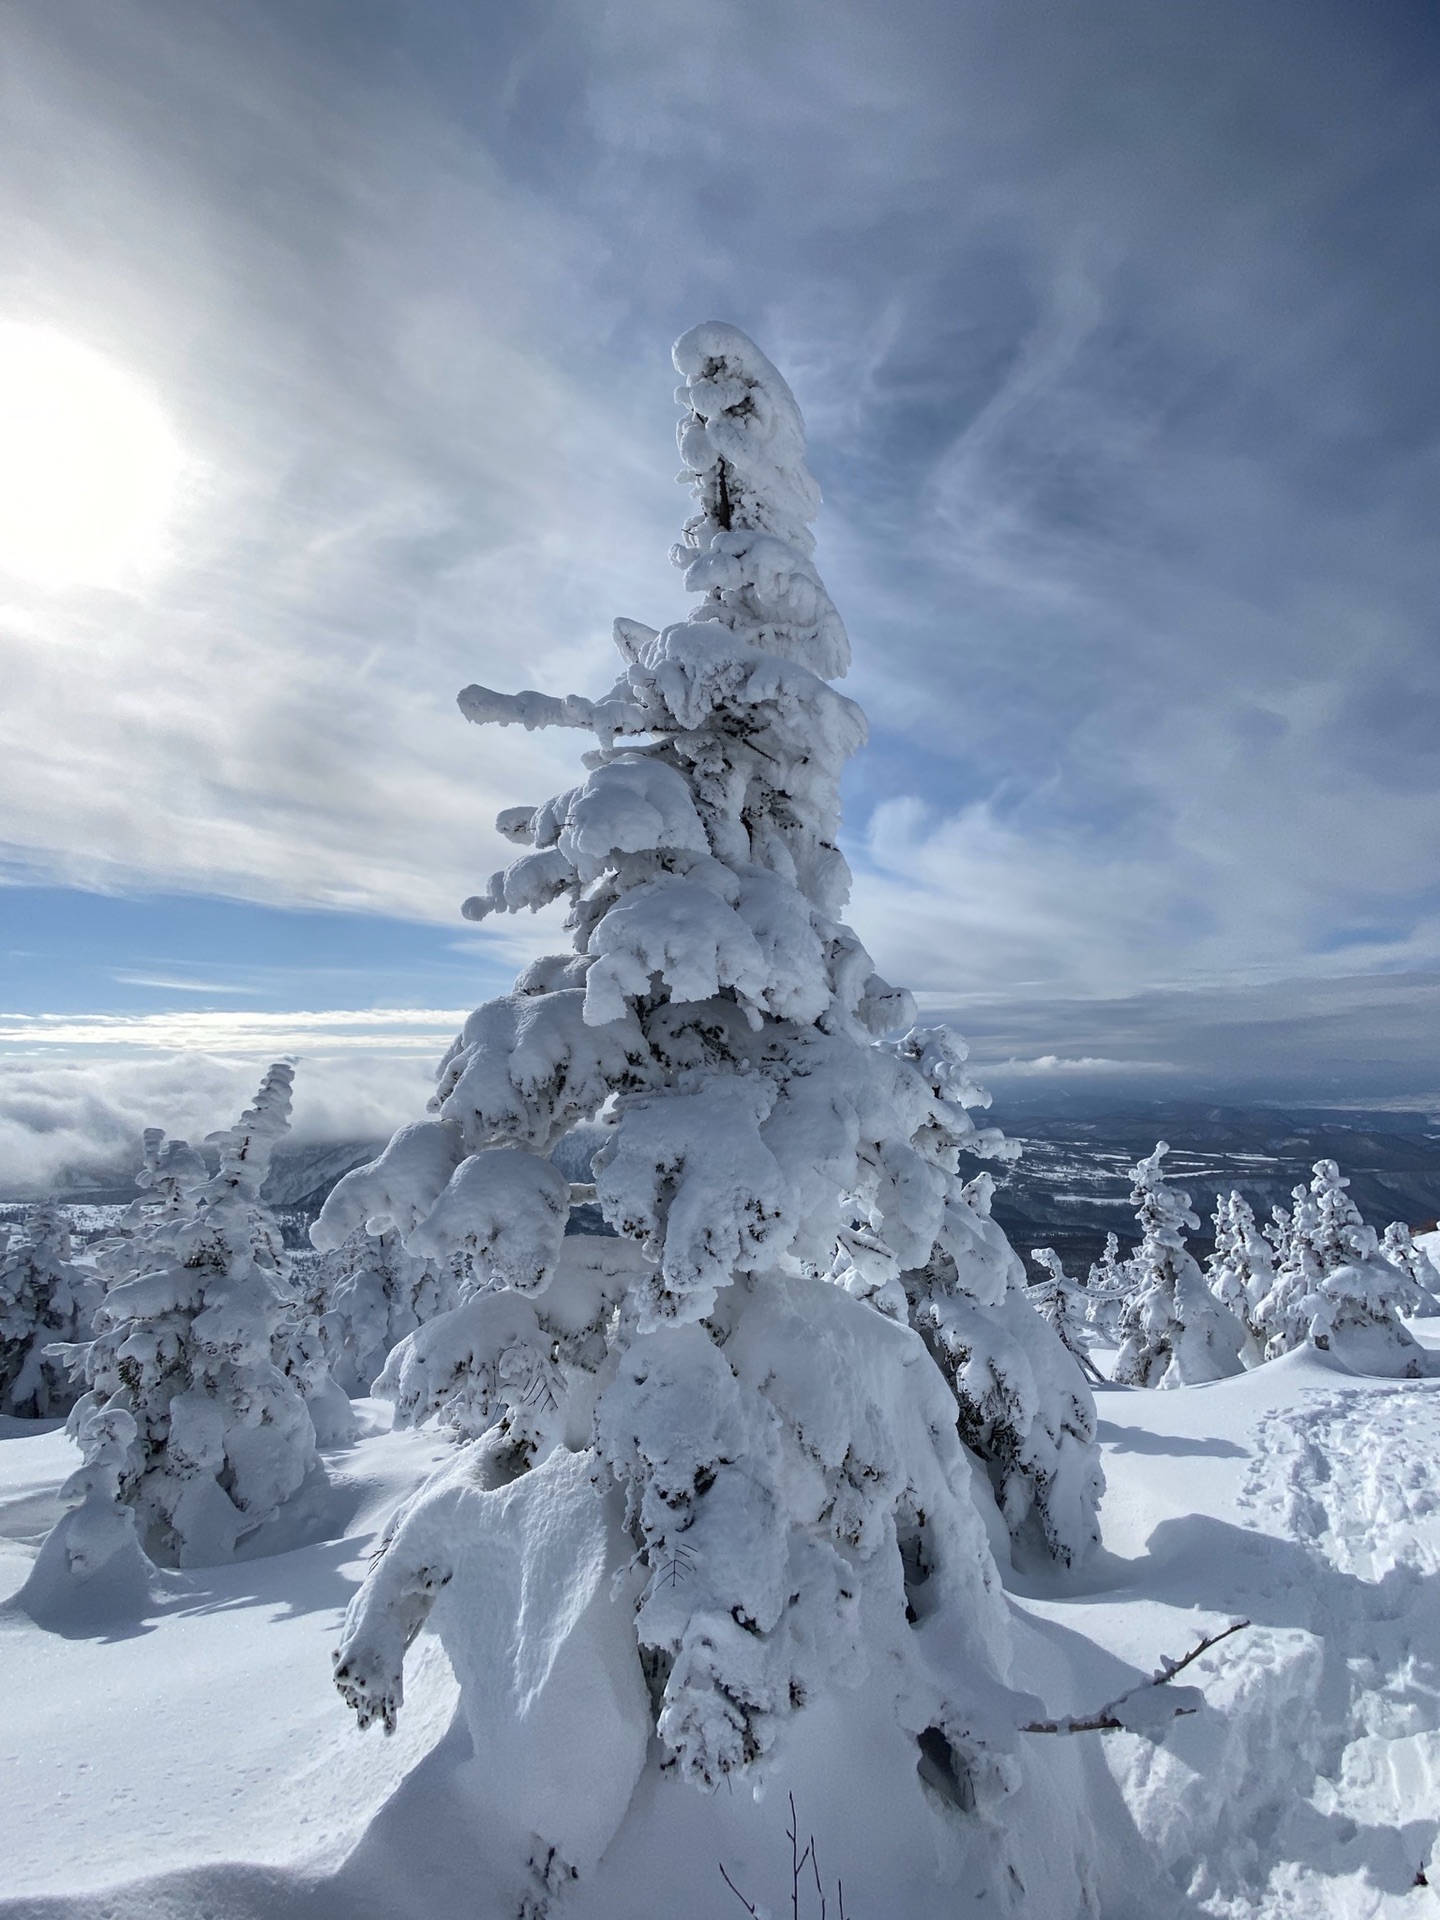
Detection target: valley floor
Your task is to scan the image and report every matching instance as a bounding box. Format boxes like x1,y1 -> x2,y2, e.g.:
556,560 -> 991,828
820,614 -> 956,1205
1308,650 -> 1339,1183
3,1336 -> 1440,1920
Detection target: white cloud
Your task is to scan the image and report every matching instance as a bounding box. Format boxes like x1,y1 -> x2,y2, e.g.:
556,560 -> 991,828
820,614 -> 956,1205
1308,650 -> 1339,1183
2,0 -> 1439,1089
0,6 -> 683,924
0,1008 -> 470,1195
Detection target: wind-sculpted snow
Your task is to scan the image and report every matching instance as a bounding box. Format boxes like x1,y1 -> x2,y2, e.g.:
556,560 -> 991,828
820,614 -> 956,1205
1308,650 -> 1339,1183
406,1148 -> 570,1296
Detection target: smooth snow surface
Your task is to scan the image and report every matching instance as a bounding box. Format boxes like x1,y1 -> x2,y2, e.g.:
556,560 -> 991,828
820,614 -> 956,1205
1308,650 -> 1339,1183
5,1334 -> 1440,1918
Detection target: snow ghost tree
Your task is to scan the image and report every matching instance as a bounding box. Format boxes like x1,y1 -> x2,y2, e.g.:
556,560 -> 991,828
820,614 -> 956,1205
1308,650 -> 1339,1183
1113,1145 -> 1246,1388
1205,1191 -> 1271,1369
321,324 -> 1103,1829
0,1205 -> 97,1417
1255,1160 -> 1424,1373
313,1226 -> 452,1397
1084,1231 -> 1130,1342
1382,1220 -> 1440,1315
37,1064 -> 320,1575
1029,1247 -> 1101,1383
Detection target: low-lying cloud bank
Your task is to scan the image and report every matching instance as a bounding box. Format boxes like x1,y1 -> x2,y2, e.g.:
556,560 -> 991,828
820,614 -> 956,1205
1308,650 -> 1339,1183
0,1011 -> 461,1196
5,974 -> 1439,1198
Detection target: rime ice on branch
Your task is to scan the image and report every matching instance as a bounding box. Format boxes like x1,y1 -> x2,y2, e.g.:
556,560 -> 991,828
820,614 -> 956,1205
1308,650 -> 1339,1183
324,325 -> 1102,1807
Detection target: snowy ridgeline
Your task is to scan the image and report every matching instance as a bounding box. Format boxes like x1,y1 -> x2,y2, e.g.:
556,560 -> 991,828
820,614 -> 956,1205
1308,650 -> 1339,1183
3,325 -> 1440,1920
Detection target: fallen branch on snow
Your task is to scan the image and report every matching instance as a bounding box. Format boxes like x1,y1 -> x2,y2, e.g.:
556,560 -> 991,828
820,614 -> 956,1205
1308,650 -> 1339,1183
1020,1618 -> 1250,1736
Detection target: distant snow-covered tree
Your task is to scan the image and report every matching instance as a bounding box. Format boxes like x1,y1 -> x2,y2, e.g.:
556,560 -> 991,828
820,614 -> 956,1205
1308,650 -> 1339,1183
315,1225 -> 452,1396
1381,1220 -> 1440,1314
1255,1160 -> 1423,1373
1083,1231 -> 1131,1342
322,325 -> 1102,1844
1113,1144 -> 1246,1389
0,1204 -> 97,1417
39,1064 -> 320,1574
1205,1191 -> 1271,1368
1029,1247 -> 1103,1383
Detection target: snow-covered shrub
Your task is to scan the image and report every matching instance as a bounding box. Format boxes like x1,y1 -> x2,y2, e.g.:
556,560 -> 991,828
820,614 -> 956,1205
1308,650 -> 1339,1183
1255,1160 -> 1424,1373
325,324 -> 1098,1824
1113,1145 -> 1246,1388
37,1064 -> 320,1573
0,1204 -> 97,1417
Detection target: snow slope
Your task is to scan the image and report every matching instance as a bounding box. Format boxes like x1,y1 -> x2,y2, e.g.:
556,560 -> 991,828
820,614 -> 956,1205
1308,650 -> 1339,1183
4,1339 -> 1440,1919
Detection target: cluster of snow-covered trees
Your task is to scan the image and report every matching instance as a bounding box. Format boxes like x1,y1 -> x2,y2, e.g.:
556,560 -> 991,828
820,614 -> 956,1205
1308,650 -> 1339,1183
1041,1143 -> 1437,1387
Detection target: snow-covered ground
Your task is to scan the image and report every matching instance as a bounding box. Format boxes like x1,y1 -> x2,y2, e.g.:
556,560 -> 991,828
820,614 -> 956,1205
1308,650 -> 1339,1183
5,1338 -> 1440,1920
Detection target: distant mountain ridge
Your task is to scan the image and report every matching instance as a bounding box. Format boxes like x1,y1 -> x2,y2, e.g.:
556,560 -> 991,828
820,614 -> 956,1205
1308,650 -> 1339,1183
7,1103 -> 1440,1278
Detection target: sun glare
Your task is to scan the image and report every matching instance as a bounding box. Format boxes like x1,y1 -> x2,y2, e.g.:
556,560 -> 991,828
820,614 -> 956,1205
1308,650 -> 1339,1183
0,322 -> 182,589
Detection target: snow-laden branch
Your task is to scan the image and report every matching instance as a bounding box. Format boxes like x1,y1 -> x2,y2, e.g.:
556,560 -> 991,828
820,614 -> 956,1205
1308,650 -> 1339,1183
1020,1619 -> 1250,1736
457,682 -> 651,738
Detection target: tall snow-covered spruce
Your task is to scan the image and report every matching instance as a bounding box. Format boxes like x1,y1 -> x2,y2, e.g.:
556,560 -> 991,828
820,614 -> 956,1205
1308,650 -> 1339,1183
322,326 -> 1103,1843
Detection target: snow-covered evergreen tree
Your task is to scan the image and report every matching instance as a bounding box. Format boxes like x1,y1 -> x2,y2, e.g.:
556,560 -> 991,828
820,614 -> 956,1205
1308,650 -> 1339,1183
903,1173 -> 1104,1567
1083,1231 -> 1130,1342
39,1064 -> 320,1573
1113,1145 -> 1246,1388
1382,1220 -> 1440,1314
1205,1191 -> 1271,1368
321,324 -> 1103,1819
1255,1160 -> 1423,1372
0,1204 -> 97,1417
1029,1247 -> 1101,1381
313,1225 -> 452,1397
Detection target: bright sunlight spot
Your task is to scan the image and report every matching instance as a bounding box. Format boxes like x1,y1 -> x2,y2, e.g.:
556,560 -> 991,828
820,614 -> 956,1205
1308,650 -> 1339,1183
0,321 -> 182,589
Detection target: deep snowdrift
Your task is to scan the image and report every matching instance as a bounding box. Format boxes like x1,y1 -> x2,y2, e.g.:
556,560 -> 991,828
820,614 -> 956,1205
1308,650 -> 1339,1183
4,1328 -> 1440,1920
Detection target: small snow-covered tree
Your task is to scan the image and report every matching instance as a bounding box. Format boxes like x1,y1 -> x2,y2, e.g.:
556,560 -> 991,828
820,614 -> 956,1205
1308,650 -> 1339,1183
0,1204 -> 97,1417
315,1225 -> 452,1396
321,325 -> 1103,1831
904,1173 -> 1104,1568
1382,1220 -> 1440,1314
1263,1183 -> 1312,1276
41,1064 -> 320,1572
1205,1191 -> 1271,1368
1029,1247 -> 1102,1382
1083,1231 -> 1130,1342
1255,1160 -> 1423,1372
1113,1144 -> 1246,1388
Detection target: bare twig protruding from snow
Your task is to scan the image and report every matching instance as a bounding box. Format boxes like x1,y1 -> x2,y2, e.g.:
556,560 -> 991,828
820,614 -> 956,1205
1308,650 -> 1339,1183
1020,1618 -> 1251,1736
720,1794 -> 851,1920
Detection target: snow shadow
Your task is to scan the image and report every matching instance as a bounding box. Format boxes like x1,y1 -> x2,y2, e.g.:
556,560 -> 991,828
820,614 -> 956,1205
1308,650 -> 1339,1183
12,1524 -> 366,1644
1094,1420 -> 1247,1458
0,1719 -> 535,1920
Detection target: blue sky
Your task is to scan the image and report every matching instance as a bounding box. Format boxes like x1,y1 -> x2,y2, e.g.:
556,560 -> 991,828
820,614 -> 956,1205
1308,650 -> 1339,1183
3,0 -> 1440,1183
